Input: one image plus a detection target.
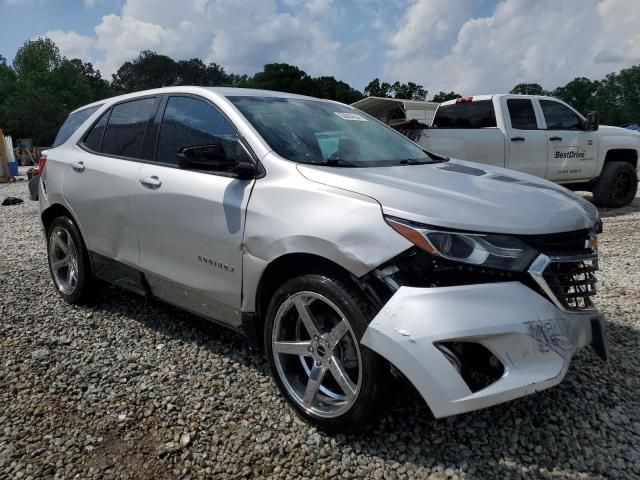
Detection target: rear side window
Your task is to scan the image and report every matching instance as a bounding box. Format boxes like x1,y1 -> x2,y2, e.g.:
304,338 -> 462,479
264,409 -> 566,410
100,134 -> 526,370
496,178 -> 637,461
540,100 -> 582,130
155,96 -> 237,165
507,99 -> 538,130
52,105 -> 101,147
101,97 -> 158,159
433,100 -> 496,128
83,111 -> 109,152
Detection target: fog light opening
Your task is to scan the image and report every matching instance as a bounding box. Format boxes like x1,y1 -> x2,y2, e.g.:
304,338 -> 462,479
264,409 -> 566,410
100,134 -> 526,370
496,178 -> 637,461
436,341 -> 505,393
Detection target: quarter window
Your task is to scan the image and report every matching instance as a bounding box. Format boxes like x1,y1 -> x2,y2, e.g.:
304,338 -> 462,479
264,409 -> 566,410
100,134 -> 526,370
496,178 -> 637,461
101,97 -> 158,159
432,100 -> 496,128
156,96 -> 237,165
53,105 -> 101,148
507,99 -> 538,130
540,100 -> 583,130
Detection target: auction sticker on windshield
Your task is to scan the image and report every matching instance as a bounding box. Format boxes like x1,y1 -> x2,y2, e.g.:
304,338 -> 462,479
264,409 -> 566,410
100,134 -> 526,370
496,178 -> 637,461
335,112 -> 367,121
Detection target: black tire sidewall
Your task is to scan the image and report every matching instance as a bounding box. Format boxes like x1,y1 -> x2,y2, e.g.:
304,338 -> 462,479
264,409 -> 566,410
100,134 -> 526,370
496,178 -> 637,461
47,216 -> 94,304
593,161 -> 638,208
264,274 -> 386,432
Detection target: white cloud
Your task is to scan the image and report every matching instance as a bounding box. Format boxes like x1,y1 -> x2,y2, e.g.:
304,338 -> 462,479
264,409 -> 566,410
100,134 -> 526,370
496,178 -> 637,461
65,0 -> 341,78
385,0 -> 640,94
45,30 -> 95,60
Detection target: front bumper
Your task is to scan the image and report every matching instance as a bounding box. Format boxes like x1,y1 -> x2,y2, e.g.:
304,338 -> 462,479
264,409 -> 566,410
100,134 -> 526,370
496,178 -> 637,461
361,281 -> 606,418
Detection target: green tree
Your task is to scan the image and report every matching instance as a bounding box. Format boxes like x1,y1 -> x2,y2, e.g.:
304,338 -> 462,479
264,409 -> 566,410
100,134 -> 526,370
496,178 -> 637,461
0,55 -> 17,100
364,78 -> 393,97
551,77 -> 599,115
111,51 -> 178,93
510,83 -> 548,95
392,81 -> 427,100
175,58 -> 230,86
70,59 -> 113,100
0,38 -> 93,144
431,91 -> 462,102
247,63 -> 316,95
313,76 -> 364,103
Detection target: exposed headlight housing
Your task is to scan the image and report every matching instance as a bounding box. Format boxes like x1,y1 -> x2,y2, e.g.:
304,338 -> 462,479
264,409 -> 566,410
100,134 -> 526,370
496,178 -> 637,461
385,216 -> 538,272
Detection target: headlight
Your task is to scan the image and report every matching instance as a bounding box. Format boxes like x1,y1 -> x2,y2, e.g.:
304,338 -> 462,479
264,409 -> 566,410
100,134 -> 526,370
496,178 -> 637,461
385,216 -> 538,272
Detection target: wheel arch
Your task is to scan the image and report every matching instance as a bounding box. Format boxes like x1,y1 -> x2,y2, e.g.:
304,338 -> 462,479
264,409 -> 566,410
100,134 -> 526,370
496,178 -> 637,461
604,148 -> 638,169
41,203 -> 81,235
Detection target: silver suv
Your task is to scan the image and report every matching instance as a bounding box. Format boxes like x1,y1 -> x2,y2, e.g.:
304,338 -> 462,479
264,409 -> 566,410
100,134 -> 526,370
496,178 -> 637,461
39,87 -> 607,432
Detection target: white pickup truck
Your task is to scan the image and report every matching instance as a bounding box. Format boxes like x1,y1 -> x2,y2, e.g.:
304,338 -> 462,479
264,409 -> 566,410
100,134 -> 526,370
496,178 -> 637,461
426,94 -> 640,207
355,94 -> 640,208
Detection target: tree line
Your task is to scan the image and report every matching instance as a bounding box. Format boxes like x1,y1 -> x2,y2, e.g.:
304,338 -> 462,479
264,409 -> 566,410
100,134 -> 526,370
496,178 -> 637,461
1,38 -> 639,145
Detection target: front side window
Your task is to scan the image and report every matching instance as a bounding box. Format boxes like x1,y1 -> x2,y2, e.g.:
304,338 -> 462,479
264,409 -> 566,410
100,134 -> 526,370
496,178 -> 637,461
432,100 -> 496,129
101,97 -> 158,159
540,100 -> 583,130
156,96 -> 237,165
52,105 -> 101,147
507,99 -> 538,130
229,96 -> 435,167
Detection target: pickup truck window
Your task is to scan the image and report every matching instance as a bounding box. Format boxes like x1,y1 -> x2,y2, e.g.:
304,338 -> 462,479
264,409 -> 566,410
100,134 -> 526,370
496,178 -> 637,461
540,100 -> 582,130
507,99 -> 538,130
432,101 -> 496,129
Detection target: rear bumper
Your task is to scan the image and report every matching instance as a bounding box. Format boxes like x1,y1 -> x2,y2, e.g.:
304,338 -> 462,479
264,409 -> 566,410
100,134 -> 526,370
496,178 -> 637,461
361,281 -> 606,418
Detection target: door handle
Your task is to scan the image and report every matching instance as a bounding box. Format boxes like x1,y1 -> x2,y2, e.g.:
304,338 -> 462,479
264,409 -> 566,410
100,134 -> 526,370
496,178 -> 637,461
71,161 -> 85,172
139,175 -> 162,189
549,136 -> 563,141
510,137 -> 525,142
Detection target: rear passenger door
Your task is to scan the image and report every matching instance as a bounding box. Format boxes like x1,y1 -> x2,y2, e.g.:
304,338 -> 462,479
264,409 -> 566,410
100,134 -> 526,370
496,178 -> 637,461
502,97 -> 548,178
133,94 -> 255,328
67,96 -> 160,267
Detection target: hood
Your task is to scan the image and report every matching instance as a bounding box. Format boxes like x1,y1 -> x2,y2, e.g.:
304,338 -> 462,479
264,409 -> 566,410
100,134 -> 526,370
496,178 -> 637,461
297,159 -> 599,235
599,125 -> 640,137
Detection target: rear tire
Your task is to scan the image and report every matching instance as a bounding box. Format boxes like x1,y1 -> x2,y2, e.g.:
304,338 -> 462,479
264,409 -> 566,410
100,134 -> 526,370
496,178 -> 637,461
46,216 -> 95,304
264,274 -> 387,432
592,161 -> 638,208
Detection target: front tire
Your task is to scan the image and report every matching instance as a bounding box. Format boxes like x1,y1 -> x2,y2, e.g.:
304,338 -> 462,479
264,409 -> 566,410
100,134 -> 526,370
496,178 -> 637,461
264,274 -> 386,432
592,161 -> 638,208
47,216 -> 95,304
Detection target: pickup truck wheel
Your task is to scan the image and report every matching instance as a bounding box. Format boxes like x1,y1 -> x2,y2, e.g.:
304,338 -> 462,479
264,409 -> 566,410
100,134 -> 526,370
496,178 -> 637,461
264,274 -> 387,432
592,161 -> 638,208
47,216 -> 96,304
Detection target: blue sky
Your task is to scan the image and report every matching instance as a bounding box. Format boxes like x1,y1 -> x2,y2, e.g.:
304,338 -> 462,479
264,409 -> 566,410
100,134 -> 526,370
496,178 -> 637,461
1,0 -> 638,94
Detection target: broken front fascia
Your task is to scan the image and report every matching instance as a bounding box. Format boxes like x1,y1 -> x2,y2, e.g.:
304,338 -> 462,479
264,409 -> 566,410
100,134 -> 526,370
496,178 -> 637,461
361,280 -> 605,419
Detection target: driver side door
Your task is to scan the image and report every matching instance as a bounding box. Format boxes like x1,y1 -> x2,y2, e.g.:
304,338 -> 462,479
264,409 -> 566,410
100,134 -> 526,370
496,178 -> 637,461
133,94 -> 256,328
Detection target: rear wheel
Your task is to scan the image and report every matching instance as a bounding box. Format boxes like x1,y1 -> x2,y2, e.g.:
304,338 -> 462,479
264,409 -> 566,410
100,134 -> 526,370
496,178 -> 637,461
264,274 -> 386,432
47,216 -> 95,304
592,161 -> 638,208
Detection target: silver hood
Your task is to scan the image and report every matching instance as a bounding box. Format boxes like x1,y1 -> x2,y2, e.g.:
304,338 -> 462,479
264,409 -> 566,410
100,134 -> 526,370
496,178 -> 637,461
297,159 -> 599,235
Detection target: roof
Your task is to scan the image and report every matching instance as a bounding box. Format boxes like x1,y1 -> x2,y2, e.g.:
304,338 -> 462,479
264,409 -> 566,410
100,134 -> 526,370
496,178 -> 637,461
351,96 -> 439,112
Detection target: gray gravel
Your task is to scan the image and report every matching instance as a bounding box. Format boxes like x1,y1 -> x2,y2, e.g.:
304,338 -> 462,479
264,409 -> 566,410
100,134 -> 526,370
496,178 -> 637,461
1,175 -> 639,480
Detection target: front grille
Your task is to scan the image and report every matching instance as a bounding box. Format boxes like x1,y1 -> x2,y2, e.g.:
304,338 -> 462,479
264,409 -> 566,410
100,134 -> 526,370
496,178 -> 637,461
521,229 -> 592,254
542,255 -> 598,311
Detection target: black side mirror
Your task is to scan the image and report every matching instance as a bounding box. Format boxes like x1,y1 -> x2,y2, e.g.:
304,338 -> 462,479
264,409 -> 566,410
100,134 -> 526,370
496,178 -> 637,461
586,111 -> 600,131
176,139 -> 259,179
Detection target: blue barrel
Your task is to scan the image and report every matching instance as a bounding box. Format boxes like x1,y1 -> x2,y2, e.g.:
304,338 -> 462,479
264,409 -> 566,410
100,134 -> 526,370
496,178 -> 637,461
8,161 -> 19,176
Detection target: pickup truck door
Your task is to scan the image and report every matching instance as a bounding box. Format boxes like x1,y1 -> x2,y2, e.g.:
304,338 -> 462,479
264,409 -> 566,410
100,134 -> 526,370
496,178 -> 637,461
502,97 -> 548,178
536,99 -> 598,182
133,94 -> 255,328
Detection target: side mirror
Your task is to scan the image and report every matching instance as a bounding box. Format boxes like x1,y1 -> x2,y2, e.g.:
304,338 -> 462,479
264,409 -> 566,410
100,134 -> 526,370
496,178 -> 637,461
176,139 -> 259,179
586,111 -> 600,131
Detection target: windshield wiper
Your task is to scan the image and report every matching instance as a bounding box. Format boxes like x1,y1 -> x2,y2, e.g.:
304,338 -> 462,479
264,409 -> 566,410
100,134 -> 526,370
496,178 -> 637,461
316,158 -> 360,168
397,158 -> 435,165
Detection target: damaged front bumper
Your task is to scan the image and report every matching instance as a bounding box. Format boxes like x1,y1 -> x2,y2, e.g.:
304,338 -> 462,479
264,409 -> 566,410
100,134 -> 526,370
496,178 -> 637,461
361,281 -> 606,419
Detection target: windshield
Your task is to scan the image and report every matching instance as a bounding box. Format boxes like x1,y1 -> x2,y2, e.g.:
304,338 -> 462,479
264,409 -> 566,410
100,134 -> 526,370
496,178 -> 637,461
228,96 -> 434,167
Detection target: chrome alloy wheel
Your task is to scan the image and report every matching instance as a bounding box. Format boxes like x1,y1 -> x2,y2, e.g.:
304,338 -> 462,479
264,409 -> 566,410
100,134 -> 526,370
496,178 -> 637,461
271,291 -> 363,418
48,225 -> 79,295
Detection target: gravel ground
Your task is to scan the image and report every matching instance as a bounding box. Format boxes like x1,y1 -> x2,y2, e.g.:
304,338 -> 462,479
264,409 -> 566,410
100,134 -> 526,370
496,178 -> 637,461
1,174 -> 639,480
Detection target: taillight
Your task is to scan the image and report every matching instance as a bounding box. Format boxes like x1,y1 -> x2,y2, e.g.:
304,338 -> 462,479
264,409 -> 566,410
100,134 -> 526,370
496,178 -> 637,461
37,153 -> 47,174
